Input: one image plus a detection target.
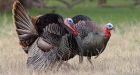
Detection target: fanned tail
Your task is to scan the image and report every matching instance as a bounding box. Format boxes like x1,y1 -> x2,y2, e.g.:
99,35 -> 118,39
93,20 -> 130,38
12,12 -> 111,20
12,1 -> 38,53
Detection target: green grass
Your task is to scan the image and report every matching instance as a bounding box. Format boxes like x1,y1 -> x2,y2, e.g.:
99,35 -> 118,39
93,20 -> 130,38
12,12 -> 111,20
0,0 -> 140,29
0,1 -> 140,75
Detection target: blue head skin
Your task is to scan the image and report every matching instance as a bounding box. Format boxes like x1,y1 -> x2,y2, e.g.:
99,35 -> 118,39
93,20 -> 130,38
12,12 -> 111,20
67,18 -> 74,25
106,23 -> 114,30
64,18 -> 78,37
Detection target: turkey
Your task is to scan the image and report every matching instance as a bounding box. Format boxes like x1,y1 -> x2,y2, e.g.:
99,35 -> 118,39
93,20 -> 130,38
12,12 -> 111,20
72,15 -> 114,64
12,1 -> 82,70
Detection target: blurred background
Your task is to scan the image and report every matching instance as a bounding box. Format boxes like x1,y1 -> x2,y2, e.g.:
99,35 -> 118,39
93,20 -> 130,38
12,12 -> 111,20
0,0 -> 140,28
0,0 -> 140,75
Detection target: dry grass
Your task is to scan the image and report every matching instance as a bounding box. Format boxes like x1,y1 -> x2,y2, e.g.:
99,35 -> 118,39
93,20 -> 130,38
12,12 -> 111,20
0,22 -> 140,75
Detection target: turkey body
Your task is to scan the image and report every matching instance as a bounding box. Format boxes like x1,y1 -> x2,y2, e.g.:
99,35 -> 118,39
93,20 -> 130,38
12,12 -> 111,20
72,15 -> 111,63
12,1 -> 80,70
27,34 -> 78,70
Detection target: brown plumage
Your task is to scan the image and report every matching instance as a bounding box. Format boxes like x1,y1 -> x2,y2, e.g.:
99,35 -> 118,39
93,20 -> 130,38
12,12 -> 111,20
12,1 -> 81,70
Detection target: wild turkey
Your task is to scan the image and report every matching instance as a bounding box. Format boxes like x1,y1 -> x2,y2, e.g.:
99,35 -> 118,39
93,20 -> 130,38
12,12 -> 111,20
12,1 -> 81,70
72,15 -> 114,64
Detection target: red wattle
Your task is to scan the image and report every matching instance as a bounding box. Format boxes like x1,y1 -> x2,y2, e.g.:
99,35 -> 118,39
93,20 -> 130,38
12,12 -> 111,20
73,30 -> 78,37
104,28 -> 111,39
70,26 -> 78,37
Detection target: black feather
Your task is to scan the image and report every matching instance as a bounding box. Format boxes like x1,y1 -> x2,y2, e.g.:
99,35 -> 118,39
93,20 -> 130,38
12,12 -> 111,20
72,15 -> 91,24
35,13 -> 65,35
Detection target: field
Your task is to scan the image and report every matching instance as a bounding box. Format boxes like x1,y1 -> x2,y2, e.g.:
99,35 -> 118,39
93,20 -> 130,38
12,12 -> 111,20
0,0 -> 140,75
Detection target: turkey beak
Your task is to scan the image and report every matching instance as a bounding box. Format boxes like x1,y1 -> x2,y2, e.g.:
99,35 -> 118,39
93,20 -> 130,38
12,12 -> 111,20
112,27 -> 115,31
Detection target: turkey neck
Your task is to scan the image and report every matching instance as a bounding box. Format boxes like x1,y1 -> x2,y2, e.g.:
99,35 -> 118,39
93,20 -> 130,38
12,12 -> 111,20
64,20 -> 78,37
104,28 -> 111,39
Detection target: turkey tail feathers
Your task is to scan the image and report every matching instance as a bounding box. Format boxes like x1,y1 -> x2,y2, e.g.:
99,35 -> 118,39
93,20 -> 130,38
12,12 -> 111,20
12,1 -> 38,53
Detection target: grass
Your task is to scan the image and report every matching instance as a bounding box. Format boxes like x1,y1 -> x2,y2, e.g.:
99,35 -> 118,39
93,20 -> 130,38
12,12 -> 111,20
0,20 -> 140,75
0,0 -> 140,75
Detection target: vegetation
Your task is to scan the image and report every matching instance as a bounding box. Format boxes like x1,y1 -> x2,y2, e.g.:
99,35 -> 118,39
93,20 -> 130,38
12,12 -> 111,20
0,0 -> 140,28
0,0 -> 140,75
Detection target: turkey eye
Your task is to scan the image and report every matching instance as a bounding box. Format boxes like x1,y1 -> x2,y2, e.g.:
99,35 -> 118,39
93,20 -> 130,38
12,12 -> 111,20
95,32 -> 98,35
69,20 -> 72,23
109,25 -> 112,28
67,18 -> 74,25
68,20 -> 73,24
